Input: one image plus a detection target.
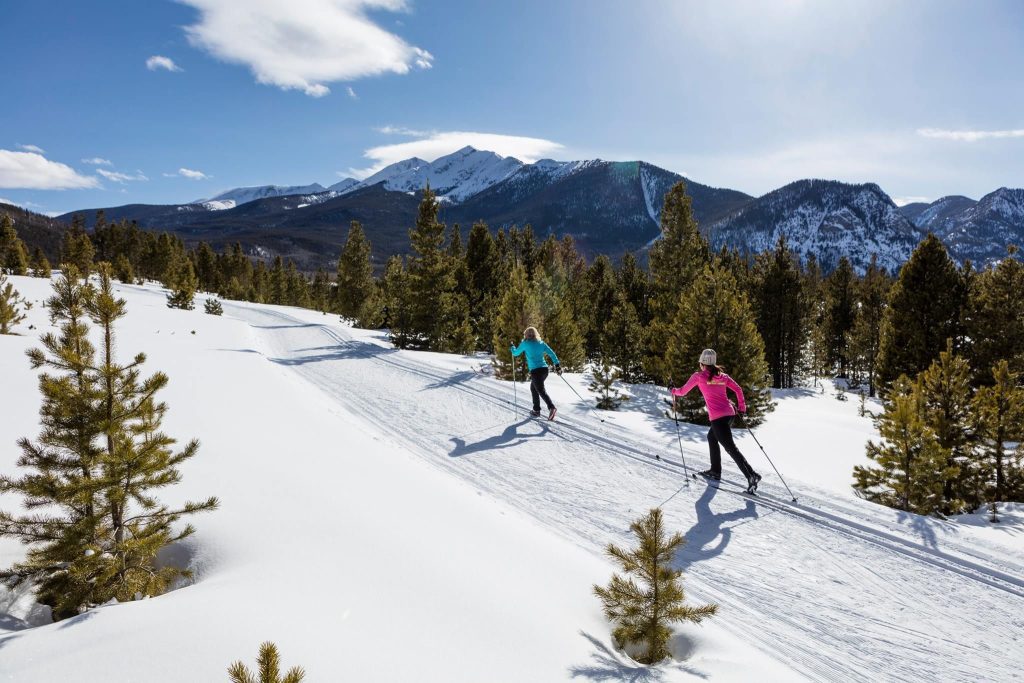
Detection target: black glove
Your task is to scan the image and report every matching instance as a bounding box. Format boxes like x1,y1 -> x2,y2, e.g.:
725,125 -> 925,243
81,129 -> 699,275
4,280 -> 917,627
554,364 -> 563,375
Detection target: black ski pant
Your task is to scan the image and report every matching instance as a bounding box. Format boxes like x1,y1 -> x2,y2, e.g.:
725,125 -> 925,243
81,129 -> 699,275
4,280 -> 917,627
707,415 -> 756,479
530,367 -> 555,411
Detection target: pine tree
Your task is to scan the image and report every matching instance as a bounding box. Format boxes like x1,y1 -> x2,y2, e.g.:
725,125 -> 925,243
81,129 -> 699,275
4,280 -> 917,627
918,340 -> 974,513
309,268 -> 330,313
166,258 -> 198,310
268,257 -> 287,305
967,247 -> 1024,385
382,255 -> 414,348
31,247 -> 52,278
751,236 -> 805,388
534,265 -> 585,371
593,508 -> 717,664
589,358 -> 630,410
0,273 -> 29,334
972,361 -> 1024,521
87,266 -> 218,603
405,187 -> 451,348
114,253 -> 135,284
877,234 -> 967,387
228,642 -> 306,683
491,263 -> 541,380
61,215 -> 96,279
617,252 -> 650,326
848,255 -> 890,396
1,214 -> 29,275
646,181 -> 711,382
465,222 -> 501,351
664,262 -> 774,425
803,254 -> 830,388
853,378 -> 956,515
604,289 -> 646,382
336,221 -> 374,319
205,298 -> 224,316
823,257 -> 856,377
583,255 -> 618,357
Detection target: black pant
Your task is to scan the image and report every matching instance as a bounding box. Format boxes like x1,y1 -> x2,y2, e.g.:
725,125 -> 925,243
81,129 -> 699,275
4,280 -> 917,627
707,416 -> 756,478
530,367 -> 554,411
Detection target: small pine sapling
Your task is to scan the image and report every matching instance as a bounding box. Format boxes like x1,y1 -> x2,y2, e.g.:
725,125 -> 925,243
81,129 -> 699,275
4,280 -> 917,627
858,390 -> 868,417
594,508 -> 717,664
0,273 -> 29,334
589,358 -> 629,410
228,642 -> 305,683
205,298 -> 224,316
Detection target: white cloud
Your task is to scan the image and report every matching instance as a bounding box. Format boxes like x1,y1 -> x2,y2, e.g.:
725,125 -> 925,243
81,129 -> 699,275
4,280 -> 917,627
0,150 -> 99,190
146,55 -> 183,72
349,130 -> 564,178
17,144 -> 46,154
165,167 -> 210,180
347,86 -> 358,99
179,0 -> 433,97
82,157 -> 113,166
917,127 -> 1024,142
892,196 -> 931,207
97,168 -> 149,183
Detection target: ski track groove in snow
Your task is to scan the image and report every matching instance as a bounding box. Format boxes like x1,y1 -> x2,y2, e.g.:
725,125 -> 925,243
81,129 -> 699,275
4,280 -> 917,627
232,303 -> 1022,683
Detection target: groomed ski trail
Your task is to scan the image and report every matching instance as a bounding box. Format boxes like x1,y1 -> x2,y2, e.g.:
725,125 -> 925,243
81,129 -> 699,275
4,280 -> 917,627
232,302 -> 1024,683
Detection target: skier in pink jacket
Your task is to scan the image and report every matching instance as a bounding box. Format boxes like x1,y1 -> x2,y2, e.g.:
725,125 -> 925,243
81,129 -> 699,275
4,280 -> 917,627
670,348 -> 762,493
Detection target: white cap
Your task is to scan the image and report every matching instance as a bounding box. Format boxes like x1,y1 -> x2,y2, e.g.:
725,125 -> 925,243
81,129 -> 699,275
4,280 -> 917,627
699,349 -> 717,366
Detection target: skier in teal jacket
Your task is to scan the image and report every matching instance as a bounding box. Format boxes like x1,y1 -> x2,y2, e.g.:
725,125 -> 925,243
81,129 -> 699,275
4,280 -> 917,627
510,326 -> 561,420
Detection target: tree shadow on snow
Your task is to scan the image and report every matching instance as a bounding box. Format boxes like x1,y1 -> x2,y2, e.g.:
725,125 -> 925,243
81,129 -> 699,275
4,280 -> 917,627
895,511 -> 941,549
422,369 -> 480,390
675,483 -> 758,573
448,418 -> 550,458
568,631 -> 708,681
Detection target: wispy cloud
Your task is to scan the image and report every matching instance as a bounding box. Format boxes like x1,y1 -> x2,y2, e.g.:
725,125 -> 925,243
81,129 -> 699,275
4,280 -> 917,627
917,127 -> 1024,142
164,167 -> 210,180
146,55 -> 183,72
0,149 -> 99,190
346,86 -> 358,99
349,130 -> 564,179
179,0 -> 433,97
97,168 -> 148,183
375,125 -> 433,137
82,157 -> 113,166
17,143 -> 45,154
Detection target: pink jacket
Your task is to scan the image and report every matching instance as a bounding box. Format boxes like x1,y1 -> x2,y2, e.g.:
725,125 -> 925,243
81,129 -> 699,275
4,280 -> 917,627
671,370 -> 746,421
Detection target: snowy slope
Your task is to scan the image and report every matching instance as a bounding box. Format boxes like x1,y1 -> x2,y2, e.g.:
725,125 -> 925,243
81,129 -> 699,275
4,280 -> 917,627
2,275 -> 1023,682
354,146 -> 523,201
199,183 -> 328,206
706,180 -> 923,272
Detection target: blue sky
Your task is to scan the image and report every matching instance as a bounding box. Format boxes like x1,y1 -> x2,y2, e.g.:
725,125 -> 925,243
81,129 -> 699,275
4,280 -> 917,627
2,0 -> 1023,215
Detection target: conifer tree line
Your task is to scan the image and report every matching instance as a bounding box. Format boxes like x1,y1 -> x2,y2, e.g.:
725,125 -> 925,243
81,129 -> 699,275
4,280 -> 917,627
5,183 -> 1023,428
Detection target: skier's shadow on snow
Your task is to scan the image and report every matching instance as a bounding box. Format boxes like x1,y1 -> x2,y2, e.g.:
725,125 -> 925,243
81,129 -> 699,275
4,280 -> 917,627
448,418 -> 550,458
675,483 -> 758,572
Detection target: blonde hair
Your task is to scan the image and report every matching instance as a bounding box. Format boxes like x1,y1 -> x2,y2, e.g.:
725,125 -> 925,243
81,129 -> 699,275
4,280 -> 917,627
523,326 -> 541,341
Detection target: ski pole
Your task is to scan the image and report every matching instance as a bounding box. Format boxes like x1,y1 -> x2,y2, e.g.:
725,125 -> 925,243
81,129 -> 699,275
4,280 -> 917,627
666,380 -> 691,482
557,370 -> 605,423
742,419 -> 797,502
511,348 -> 518,417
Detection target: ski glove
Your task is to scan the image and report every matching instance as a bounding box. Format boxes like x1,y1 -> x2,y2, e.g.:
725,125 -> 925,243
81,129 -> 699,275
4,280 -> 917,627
555,364 -> 563,375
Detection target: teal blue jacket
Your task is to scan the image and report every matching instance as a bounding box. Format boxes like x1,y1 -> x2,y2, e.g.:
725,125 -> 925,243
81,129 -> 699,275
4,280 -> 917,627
510,339 -> 560,371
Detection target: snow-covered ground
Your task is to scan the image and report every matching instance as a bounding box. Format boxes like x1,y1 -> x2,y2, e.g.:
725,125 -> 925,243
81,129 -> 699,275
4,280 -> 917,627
1,275 -> 1022,682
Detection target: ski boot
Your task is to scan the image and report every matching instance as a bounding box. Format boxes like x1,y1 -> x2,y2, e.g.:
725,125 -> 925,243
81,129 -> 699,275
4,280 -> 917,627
696,469 -> 721,481
746,472 -> 762,494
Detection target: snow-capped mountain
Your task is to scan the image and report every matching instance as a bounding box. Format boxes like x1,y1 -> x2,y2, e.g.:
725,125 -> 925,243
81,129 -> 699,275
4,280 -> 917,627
198,183 -> 328,208
353,146 -> 524,201
933,188 -> 1024,264
327,177 -> 360,193
706,180 -> 924,273
899,195 -> 977,233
